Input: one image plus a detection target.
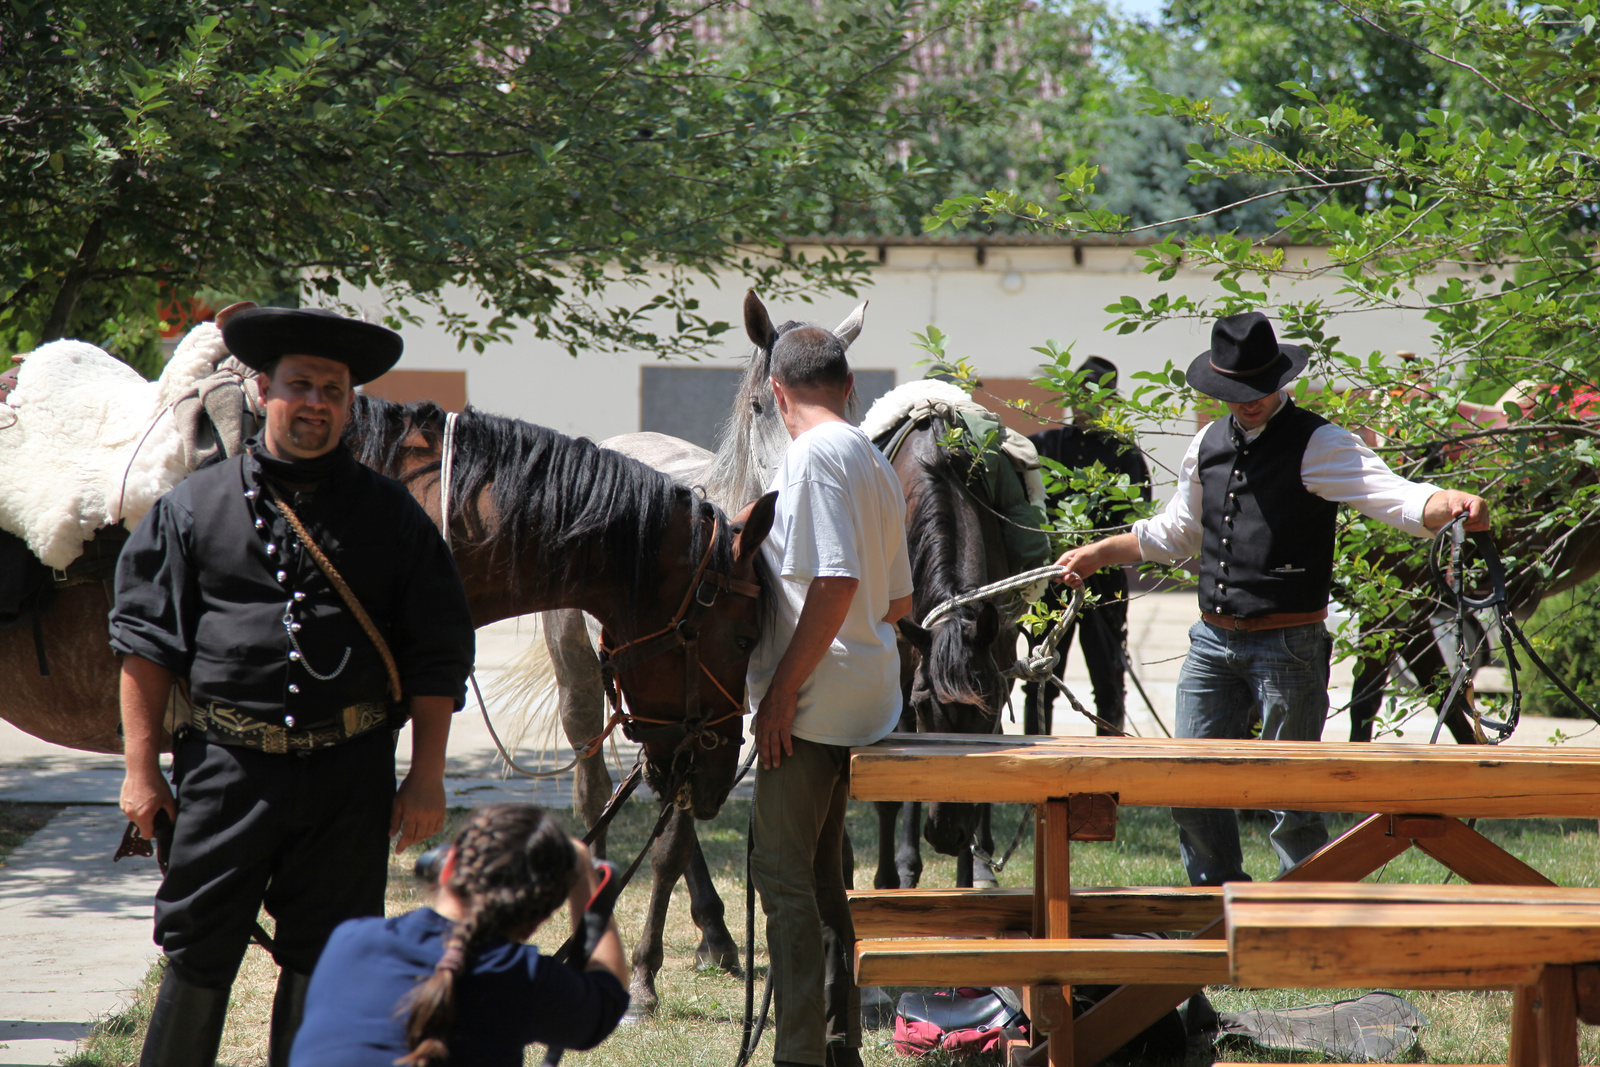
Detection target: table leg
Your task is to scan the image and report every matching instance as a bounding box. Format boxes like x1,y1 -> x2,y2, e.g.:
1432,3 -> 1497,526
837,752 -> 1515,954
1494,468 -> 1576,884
1511,966 -> 1579,1067
1073,813 -> 1413,1067
1043,798 -> 1074,1067
1411,817 -> 1557,887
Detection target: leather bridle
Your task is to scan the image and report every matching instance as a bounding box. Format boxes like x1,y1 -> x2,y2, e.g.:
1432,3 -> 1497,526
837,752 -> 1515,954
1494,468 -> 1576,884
576,514 -> 761,779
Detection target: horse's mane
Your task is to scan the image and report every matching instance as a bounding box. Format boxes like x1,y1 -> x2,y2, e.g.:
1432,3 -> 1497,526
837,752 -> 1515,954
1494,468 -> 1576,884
698,320 -> 865,513
699,339 -> 787,512
344,395 -> 735,616
905,446 -> 994,710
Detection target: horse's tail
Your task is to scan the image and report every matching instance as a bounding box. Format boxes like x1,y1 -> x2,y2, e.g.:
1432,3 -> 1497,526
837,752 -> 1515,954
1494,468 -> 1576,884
482,616 -> 566,778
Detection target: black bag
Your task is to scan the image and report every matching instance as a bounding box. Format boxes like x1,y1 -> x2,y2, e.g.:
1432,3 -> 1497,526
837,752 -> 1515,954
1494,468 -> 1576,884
0,528 -> 52,634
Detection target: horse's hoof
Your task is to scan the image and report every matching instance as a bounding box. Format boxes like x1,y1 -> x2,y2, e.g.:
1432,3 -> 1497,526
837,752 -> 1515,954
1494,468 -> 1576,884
627,978 -> 659,1021
972,857 -> 998,889
695,943 -> 743,977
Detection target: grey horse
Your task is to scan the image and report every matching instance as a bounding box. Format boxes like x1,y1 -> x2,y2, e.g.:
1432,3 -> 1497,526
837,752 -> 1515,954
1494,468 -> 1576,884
541,291 -> 866,1015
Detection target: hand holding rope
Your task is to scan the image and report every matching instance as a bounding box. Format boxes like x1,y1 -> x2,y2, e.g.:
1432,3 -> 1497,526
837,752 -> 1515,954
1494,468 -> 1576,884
1428,513 -> 1600,743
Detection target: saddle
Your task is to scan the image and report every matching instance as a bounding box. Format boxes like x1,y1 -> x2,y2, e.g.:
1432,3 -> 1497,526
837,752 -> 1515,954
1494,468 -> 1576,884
862,380 -> 1053,598
0,321 -> 260,570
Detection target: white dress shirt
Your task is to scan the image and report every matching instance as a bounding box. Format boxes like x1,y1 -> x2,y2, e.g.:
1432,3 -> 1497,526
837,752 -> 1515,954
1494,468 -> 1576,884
1134,396 -> 1441,565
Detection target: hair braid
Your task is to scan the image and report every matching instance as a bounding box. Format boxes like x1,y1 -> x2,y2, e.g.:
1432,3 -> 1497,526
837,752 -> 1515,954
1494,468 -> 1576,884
396,805 -> 578,1067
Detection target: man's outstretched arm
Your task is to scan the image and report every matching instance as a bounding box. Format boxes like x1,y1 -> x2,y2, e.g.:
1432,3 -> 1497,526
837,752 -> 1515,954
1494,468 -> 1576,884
1053,532 -> 1143,589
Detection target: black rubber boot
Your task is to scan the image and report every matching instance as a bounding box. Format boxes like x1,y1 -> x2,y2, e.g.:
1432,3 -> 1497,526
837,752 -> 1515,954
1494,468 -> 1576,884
824,1044 -> 863,1067
267,968 -> 314,1067
139,962 -> 230,1067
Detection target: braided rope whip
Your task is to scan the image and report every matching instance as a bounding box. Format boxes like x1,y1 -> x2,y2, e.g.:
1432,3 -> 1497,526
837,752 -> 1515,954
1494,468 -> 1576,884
920,564 -> 1072,630
264,483 -> 404,703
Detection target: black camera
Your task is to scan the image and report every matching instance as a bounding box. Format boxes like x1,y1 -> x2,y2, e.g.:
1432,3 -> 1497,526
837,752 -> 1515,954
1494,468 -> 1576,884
414,844 -> 449,884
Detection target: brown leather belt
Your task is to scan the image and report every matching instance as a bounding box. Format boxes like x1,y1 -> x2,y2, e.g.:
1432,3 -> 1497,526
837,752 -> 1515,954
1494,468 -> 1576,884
1200,609 -> 1328,632
193,701 -> 390,754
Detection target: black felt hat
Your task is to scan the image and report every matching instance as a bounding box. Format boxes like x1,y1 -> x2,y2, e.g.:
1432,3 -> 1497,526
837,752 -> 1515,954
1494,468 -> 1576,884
1078,355 -> 1118,390
1185,312 -> 1308,402
222,307 -> 402,386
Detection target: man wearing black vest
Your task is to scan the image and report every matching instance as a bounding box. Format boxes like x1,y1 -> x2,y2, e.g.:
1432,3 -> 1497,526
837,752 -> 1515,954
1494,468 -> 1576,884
1054,313 -> 1487,886
111,307 -> 475,1067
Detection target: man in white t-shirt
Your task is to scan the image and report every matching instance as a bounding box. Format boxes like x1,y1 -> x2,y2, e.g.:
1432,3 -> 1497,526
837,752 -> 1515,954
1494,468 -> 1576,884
747,325 -> 913,1067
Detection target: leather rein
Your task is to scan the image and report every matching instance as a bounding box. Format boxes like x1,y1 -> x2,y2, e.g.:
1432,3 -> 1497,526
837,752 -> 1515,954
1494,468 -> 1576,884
587,513 -> 760,772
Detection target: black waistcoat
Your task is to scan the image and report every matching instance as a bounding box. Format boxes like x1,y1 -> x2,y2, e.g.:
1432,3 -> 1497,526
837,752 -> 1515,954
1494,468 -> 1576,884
180,445 -> 403,727
1196,401 -> 1337,618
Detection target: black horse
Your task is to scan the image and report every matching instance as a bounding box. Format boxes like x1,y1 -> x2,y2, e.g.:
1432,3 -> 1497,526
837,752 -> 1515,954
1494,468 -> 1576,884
876,415 -> 1022,889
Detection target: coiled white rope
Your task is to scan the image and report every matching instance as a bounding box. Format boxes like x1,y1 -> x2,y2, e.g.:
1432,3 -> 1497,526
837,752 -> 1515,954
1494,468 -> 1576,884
920,564 -> 1071,630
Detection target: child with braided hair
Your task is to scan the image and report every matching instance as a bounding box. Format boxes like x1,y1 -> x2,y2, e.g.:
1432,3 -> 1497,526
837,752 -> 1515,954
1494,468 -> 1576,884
289,804 -> 628,1067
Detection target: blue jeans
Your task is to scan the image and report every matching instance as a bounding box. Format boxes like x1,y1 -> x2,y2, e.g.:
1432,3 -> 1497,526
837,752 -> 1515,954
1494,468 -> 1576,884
1171,620 -> 1333,886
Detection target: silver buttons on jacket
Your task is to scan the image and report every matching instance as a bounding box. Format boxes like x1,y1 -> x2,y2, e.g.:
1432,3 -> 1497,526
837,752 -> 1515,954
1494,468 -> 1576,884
255,518 -> 266,530
289,650 -> 301,661
293,591 -> 306,602
288,684 -> 300,694
245,488 -> 259,500
285,715 -> 296,728
276,569 -> 288,582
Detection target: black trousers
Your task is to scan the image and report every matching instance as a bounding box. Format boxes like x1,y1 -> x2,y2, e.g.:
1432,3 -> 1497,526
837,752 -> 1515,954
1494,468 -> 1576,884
155,727 -> 395,988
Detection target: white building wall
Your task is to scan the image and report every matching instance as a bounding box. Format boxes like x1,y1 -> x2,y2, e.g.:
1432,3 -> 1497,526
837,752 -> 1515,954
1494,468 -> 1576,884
365,242 -> 1457,492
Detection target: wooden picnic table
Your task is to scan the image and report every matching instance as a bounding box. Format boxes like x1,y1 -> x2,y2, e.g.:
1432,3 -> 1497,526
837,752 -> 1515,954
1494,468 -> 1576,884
847,733 -> 1600,1067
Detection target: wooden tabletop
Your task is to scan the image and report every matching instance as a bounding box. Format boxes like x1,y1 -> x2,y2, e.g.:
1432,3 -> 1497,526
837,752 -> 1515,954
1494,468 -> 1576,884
848,733 -> 1600,818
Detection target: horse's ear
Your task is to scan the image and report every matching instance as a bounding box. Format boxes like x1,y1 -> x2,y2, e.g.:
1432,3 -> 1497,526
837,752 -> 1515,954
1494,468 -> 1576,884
744,290 -> 777,353
214,301 -> 258,328
833,300 -> 868,349
898,618 -> 932,655
973,601 -> 1000,648
733,490 -> 778,563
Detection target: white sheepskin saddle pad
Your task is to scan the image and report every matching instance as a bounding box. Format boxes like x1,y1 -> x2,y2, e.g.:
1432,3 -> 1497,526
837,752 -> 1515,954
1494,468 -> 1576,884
0,322 -> 248,569
860,379 -> 1047,509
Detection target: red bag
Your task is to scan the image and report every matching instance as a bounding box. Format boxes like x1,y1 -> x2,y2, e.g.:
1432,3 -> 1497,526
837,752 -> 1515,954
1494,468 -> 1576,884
891,988 -> 1027,1058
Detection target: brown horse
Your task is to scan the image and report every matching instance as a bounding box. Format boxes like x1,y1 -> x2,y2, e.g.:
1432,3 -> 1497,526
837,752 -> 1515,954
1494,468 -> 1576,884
0,393 -> 776,819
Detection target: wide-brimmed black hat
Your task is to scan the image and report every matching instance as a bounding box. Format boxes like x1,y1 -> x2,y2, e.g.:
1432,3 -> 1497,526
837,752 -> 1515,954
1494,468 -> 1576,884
1078,355 -> 1118,390
222,307 -> 402,386
1185,312 -> 1308,402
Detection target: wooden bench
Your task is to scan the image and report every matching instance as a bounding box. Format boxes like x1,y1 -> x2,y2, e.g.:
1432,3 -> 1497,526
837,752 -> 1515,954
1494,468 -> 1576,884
1226,882 -> 1600,1067
848,734 -> 1600,1067
851,886 -> 1222,939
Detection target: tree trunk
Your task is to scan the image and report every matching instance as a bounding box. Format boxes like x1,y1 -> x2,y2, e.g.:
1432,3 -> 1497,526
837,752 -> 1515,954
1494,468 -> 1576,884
38,214 -> 111,342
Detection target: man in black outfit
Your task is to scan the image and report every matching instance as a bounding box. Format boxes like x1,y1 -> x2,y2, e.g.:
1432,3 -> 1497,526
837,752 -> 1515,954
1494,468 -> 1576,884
111,307 -> 475,1067
1026,356 -> 1151,735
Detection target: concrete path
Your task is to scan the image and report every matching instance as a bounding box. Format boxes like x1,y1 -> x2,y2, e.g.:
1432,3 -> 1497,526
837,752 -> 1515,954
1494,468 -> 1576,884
0,807 -> 163,1066
0,596 -> 1591,1064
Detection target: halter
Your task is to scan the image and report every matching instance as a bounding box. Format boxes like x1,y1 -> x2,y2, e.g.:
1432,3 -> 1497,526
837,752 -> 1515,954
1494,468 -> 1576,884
587,513 -> 760,781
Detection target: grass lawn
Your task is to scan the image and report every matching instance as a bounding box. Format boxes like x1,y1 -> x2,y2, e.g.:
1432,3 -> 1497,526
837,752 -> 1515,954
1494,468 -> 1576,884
60,799 -> 1600,1066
